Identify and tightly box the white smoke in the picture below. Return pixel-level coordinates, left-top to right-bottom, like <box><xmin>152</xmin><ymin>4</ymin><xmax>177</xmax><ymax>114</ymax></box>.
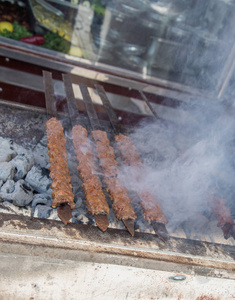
<box><xmin>118</xmin><ymin>99</ymin><xmax>235</xmax><ymax>230</ymax></box>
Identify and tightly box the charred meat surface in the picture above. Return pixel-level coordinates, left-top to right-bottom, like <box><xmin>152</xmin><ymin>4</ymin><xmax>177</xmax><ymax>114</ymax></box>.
<box><xmin>46</xmin><ymin>117</ymin><xmax>75</xmax><ymax>209</ymax></box>
<box><xmin>115</xmin><ymin>133</ymin><xmax>167</xmax><ymax>225</ymax></box>
<box><xmin>92</xmin><ymin>130</ymin><xmax>136</xmax><ymax>221</ymax></box>
<box><xmin>115</xmin><ymin>133</ymin><xmax>142</xmax><ymax>166</ymax></box>
<box><xmin>139</xmin><ymin>192</ymin><xmax>168</xmax><ymax>225</ymax></box>
<box><xmin>212</xmin><ymin>196</ymin><xmax>235</xmax><ymax>239</ymax></box>
<box><xmin>72</xmin><ymin>125</ymin><xmax>110</xmax><ymax>218</ymax></box>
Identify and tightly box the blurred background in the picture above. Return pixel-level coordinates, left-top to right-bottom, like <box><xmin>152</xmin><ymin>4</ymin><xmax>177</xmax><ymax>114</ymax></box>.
<box><xmin>1</xmin><ymin>0</ymin><xmax>235</xmax><ymax>95</ymax></box>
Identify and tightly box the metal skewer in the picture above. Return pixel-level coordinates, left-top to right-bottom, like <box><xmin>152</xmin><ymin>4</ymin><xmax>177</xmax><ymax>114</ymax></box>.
<box><xmin>139</xmin><ymin>90</ymin><xmax>160</xmax><ymax>119</ymax></box>
<box><xmin>97</xmin><ymin>85</ymin><xmax>169</xmax><ymax>242</ymax></box>
<box><xmin>95</xmin><ymin>84</ymin><xmax>121</xmax><ymax>133</ymax></box>
<box><xmin>79</xmin><ymin>82</ymin><xmax>135</xmax><ymax>236</ymax></box>
<box><xmin>151</xmin><ymin>221</ymin><xmax>169</xmax><ymax>242</ymax></box>
<box><xmin>62</xmin><ymin>74</ymin><xmax>109</xmax><ymax>232</ymax></box>
<box><xmin>43</xmin><ymin>70</ymin><xmax>72</xmax><ymax>225</ymax></box>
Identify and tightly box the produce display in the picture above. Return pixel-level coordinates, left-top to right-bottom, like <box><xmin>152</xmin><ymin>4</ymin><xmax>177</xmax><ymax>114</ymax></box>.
<box><xmin>0</xmin><ymin>21</ymin><xmax>31</xmax><ymax>40</ymax></box>
<box><xmin>32</xmin><ymin>1</ymin><xmax>73</xmax><ymax>42</ymax></box>
<box><xmin>0</xmin><ymin>0</ymin><xmax>79</xmax><ymax>55</ymax></box>
<box><xmin>0</xmin><ymin>1</ymin><xmax>30</xmax><ymax>29</ymax></box>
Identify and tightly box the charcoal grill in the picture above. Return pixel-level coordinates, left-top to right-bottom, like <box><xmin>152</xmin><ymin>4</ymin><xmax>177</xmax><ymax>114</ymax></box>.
<box><xmin>0</xmin><ymin>57</ymin><xmax>234</xmax><ymax>299</ymax></box>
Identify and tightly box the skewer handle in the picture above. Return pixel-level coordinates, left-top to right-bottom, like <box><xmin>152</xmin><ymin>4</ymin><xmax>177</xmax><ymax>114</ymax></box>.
<box><xmin>43</xmin><ymin>71</ymin><xmax>57</xmax><ymax>118</ymax></box>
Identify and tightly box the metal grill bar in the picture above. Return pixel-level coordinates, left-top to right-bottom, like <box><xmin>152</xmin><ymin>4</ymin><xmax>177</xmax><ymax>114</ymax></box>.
<box><xmin>79</xmin><ymin>83</ymin><xmax>101</xmax><ymax>130</ymax></box>
<box><xmin>139</xmin><ymin>90</ymin><xmax>160</xmax><ymax>119</ymax></box>
<box><xmin>62</xmin><ymin>74</ymin><xmax>80</xmax><ymax>127</ymax></box>
<box><xmin>95</xmin><ymin>84</ymin><xmax>120</xmax><ymax>132</ymax></box>
<box><xmin>43</xmin><ymin>71</ymin><xmax>57</xmax><ymax>118</ymax></box>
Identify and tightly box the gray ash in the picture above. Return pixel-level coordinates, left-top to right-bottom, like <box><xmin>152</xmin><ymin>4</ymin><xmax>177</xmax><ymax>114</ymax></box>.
<box><xmin>0</xmin><ymin>104</ymin><xmax>46</xmax><ymax>148</ymax></box>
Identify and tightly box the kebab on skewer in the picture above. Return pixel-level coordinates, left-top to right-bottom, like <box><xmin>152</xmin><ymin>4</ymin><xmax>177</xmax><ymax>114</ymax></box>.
<box><xmin>92</xmin><ymin>130</ymin><xmax>137</xmax><ymax>236</ymax></box>
<box><xmin>46</xmin><ymin>117</ymin><xmax>75</xmax><ymax>224</ymax></box>
<box><xmin>115</xmin><ymin>133</ymin><xmax>169</xmax><ymax>241</ymax></box>
<box><xmin>212</xmin><ymin>196</ymin><xmax>235</xmax><ymax>240</ymax></box>
<box><xmin>71</xmin><ymin>80</ymin><xmax>136</xmax><ymax>235</ymax></box>
<box><xmin>72</xmin><ymin>124</ymin><xmax>110</xmax><ymax>232</ymax></box>
<box><xmin>62</xmin><ymin>74</ymin><xmax>111</xmax><ymax>232</ymax></box>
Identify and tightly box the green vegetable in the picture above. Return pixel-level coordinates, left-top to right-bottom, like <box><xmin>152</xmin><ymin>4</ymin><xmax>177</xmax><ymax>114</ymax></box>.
<box><xmin>0</xmin><ymin>22</ymin><xmax>32</xmax><ymax>40</ymax></box>
<box><xmin>92</xmin><ymin>0</ymin><xmax>105</xmax><ymax>16</ymax></box>
<box><xmin>42</xmin><ymin>31</ymin><xmax>70</xmax><ymax>53</ymax></box>
<box><xmin>0</xmin><ymin>21</ymin><xmax>70</xmax><ymax>54</ymax></box>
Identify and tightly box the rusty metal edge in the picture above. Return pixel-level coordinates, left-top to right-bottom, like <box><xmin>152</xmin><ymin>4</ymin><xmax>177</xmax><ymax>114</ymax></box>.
<box><xmin>0</xmin><ymin>213</ymin><xmax>234</xmax><ymax>275</ymax></box>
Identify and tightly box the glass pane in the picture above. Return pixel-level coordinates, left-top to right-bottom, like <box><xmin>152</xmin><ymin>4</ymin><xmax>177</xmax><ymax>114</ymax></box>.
<box><xmin>0</xmin><ymin>0</ymin><xmax>235</xmax><ymax>91</ymax></box>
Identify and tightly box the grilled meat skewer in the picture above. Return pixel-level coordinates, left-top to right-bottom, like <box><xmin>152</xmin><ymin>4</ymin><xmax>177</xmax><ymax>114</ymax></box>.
<box><xmin>212</xmin><ymin>196</ymin><xmax>235</xmax><ymax>240</ymax></box>
<box><xmin>92</xmin><ymin>130</ymin><xmax>137</xmax><ymax>236</ymax></box>
<box><xmin>72</xmin><ymin>125</ymin><xmax>110</xmax><ymax>231</ymax></box>
<box><xmin>115</xmin><ymin>133</ymin><xmax>168</xmax><ymax>241</ymax></box>
<box><xmin>46</xmin><ymin>117</ymin><xmax>75</xmax><ymax>224</ymax></box>
<box><xmin>43</xmin><ymin>71</ymin><xmax>73</xmax><ymax>225</ymax></box>
<box><xmin>62</xmin><ymin>74</ymin><xmax>110</xmax><ymax>232</ymax></box>
<box><xmin>76</xmin><ymin>81</ymin><xmax>136</xmax><ymax>235</ymax></box>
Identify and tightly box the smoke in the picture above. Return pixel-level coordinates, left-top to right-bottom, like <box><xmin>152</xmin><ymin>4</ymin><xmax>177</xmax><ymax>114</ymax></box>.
<box><xmin>118</xmin><ymin>98</ymin><xmax>235</xmax><ymax>231</ymax></box>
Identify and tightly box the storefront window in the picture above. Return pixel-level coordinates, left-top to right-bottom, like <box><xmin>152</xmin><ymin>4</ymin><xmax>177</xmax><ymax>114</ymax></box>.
<box><xmin>0</xmin><ymin>0</ymin><xmax>235</xmax><ymax>91</ymax></box>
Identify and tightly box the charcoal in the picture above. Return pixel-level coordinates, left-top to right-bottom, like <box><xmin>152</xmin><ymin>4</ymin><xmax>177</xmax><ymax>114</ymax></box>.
<box><xmin>71</xmin><ymin>208</ymin><xmax>80</xmax><ymax>218</ymax></box>
<box><xmin>0</xmin><ymin>137</ymin><xmax>16</xmax><ymax>162</ymax></box>
<box><xmin>0</xmin><ymin>179</ymin><xmax>33</xmax><ymax>206</ymax></box>
<box><xmin>31</xmin><ymin>194</ymin><xmax>51</xmax><ymax>207</ymax></box>
<box><xmin>1</xmin><ymin>180</ymin><xmax>15</xmax><ymax>194</ymax></box>
<box><xmin>31</xmin><ymin>194</ymin><xmax>51</xmax><ymax>217</ymax></box>
<box><xmin>0</xmin><ymin>162</ymin><xmax>15</xmax><ymax>181</ymax></box>
<box><xmin>71</xmin><ymin>174</ymin><xmax>82</xmax><ymax>195</ymax></box>
<box><xmin>39</xmin><ymin>135</ymin><xmax>48</xmax><ymax>147</ymax></box>
<box><xmin>34</xmin><ymin>204</ymin><xmax>52</xmax><ymax>219</ymax></box>
<box><xmin>41</xmin><ymin>168</ymin><xmax>50</xmax><ymax>177</ymax></box>
<box><xmin>25</xmin><ymin>166</ymin><xmax>52</xmax><ymax>195</ymax></box>
<box><xmin>11</xmin><ymin>153</ymin><xmax>34</xmax><ymax>180</ymax></box>
<box><xmin>47</xmin><ymin>208</ymin><xmax>59</xmax><ymax>221</ymax></box>
<box><xmin>72</xmin><ymin>206</ymin><xmax>88</xmax><ymax>223</ymax></box>
<box><xmin>33</xmin><ymin>141</ymin><xmax>49</xmax><ymax>168</ymax></box>
<box><xmin>74</xmin><ymin>213</ymin><xmax>90</xmax><ymax>225</ymax></box>
<box><xmin>12</xmin><ymin>144</ymin><xmax>31</xmax><ymax>156</ymax></box>
<box><xmin>74</xmin><ymin>196</ymin><xmax>83</xmax><ymax>208</ymax></box>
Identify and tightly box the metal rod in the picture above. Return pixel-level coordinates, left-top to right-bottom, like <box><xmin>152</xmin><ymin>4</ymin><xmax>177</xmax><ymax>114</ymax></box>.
<box><xmin>94</xmin><ymin>215</ymin><xmax>109</xmax><ymax>232</ymax></box>
<box><xmin>79</xmin><ymin>83</ymin><xmax>101</xmax><ymax>130</ymax></box>
<box><xmin>139</xmin><ymin>90</ymin><xmax>160</xmax><ymax>119</ymax></box>
<box><xmin>95</xmin><ymin>84</ymin><xmax>120</xmax><ymax>132</ymax></box>
<box><xmin>151</xmin><ymin>221</ymin><xmax>169</xmax><ymax>242</ymax></box>
<box><xmin>42</xmin><ymin>71</ymin><xmax>57</xmax><ymax>118</ymax></box>
<box><xmin>62</xmin><ymin>74</ymin><xmax>80</xmax><ymax>127</ymax></box>
<box><xmin>122</xmin><ymin>219</ymin><xmax>135</xmax><ymax>237</ymax></box>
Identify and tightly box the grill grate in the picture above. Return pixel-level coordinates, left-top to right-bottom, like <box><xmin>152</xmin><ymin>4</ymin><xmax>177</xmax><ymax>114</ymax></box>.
<box><xmin>42</xmin><ymin>71</ymin><xmax>235</xmax><ymax>243</ymax></box>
